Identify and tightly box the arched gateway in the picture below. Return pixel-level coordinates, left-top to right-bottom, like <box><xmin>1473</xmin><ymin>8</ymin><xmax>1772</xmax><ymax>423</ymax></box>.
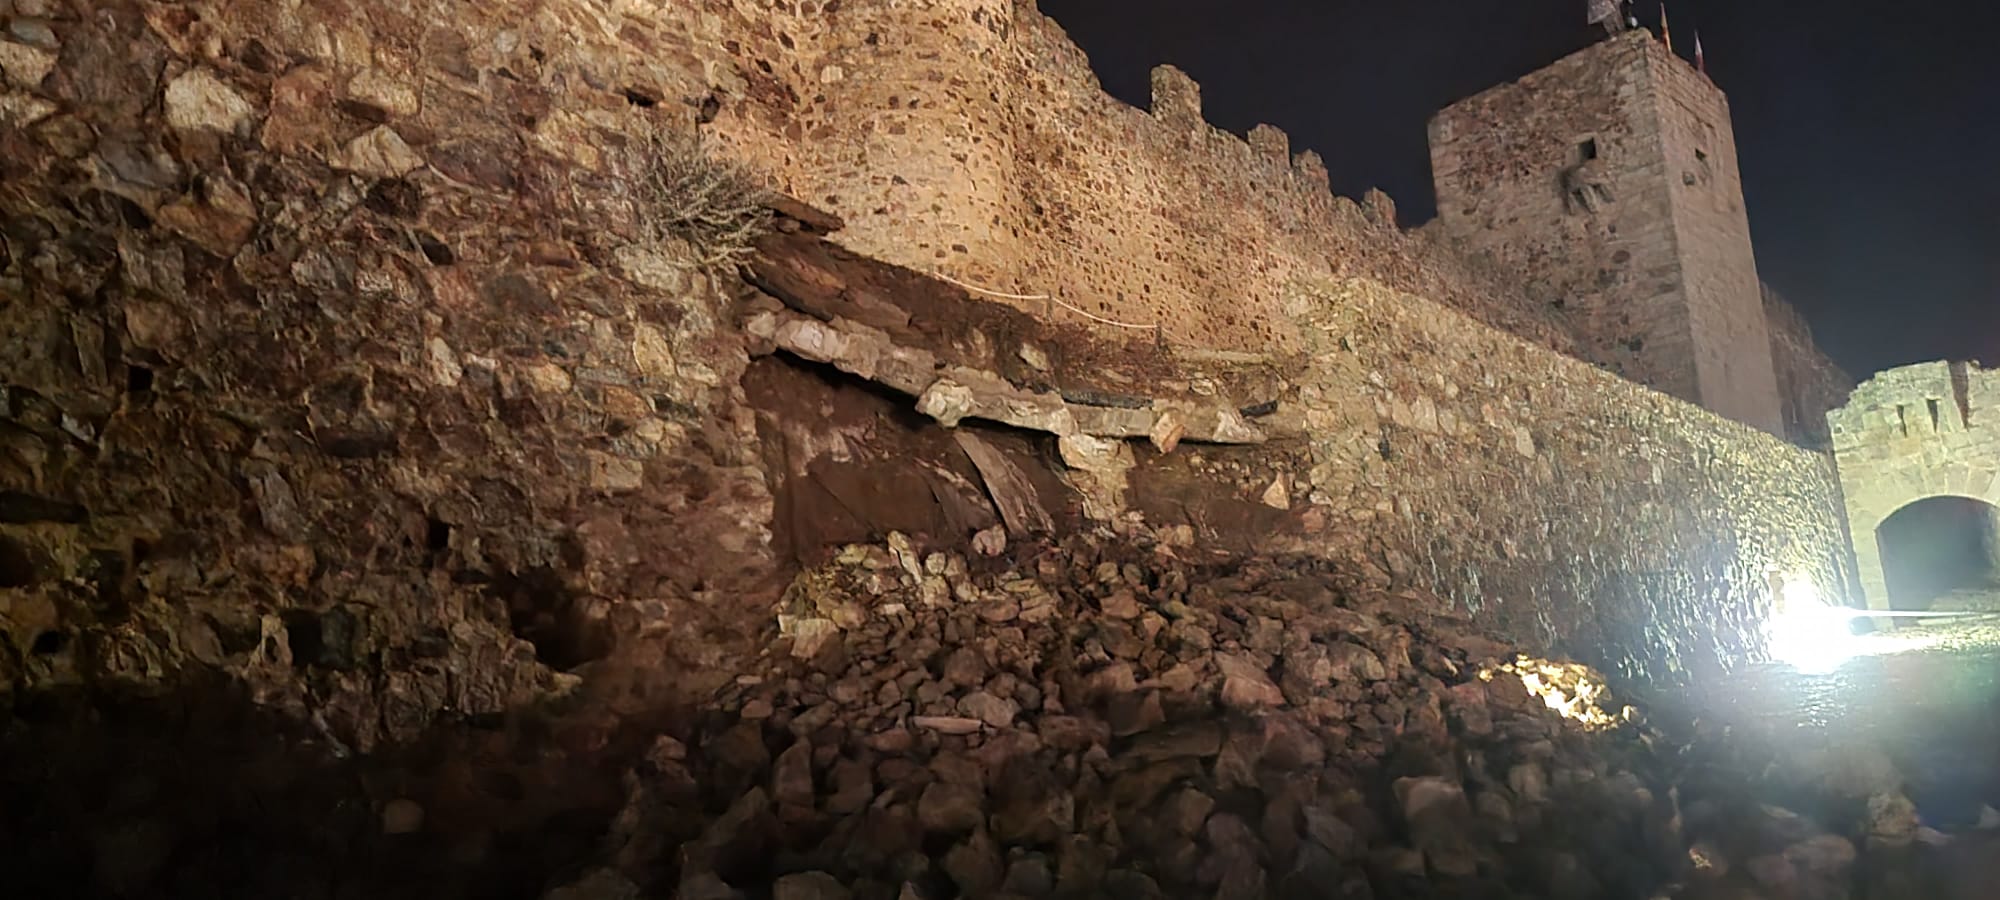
<box><xmin>1827</xmin><ymin>362</ymin><xmax>2000</xmax><ymax>610</ymax></box>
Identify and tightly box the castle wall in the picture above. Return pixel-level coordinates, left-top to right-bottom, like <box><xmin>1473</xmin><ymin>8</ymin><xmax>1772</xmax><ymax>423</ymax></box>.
<box><xmin>1264</xmin><ymin>278</ymin><xmax>1852</xmax><ymax>682</ymax></box>
<box><xmin>663</xmin><ymin>0</ymin><xmax>1580</xmax><ymax>355</ymax></box>
<box><xmin>993</xmin><ymin>24</ymin><xmax>1567</xmax><ymax>355</ymax></box>
<box><xmin>1829</xmin><ymin>362</ymin><xmax>2000</xmax><ymax>608</ymax></box>
<box><xmin>1764</xmin><ymin>284</ymin><xmax>1855</xmax><ymax>447</ymax></box>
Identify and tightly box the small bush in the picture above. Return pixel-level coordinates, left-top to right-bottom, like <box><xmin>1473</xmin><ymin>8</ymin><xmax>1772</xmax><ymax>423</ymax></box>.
<box><xmin>632</xmin><ymin>121</ymin><xmax>772</xmax><ymax>269</ymax></box>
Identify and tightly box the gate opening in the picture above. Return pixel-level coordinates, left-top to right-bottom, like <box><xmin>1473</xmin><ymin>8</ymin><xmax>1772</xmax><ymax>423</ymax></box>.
<box><xmin>1876</xmin><ymin>496</ymin><xmax>2000</xmax><ymax>612</ymax></box>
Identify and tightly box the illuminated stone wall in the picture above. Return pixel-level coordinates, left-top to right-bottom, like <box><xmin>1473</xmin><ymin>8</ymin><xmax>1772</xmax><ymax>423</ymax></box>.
<box><xmin>0</xmin><ymin>0</ymin><xmax>1857</xmax><ymax>694</ymax></box>
<box><xmin>646</xmin><ymin>2</ymin><xmax>1846</xmax><ymax>438</ymax></box>
<box><xmin>1145</xmin><ymin>277</ymin><xmax>1855</xmax><ymax>683</ymax></box>
<box><xmin>1828</xmin><ymin>362</ymin><xmax>2000</xmax><ymax>609</ymax></box>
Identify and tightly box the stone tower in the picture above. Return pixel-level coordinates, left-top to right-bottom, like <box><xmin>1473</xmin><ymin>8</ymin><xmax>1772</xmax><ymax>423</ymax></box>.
<box><xmin>1428</xmin><ymin>31</ymin><xmax>1784</xmax><ymax>435</ymax></box>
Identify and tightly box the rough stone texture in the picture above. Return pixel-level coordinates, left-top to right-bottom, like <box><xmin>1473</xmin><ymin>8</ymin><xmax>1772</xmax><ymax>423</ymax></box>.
<box><xmin>648</xmin><ymin>0</ymin><xmax>1577</xmax><ymax>356</ymax></box>
<box><xmin>0</xmin><ymin>0</ymin><xmax>788</xmax><ymax>741</ymax></box>
<box><xmin>1765</xmin><ymin>283</ymin><xmax>1855</xmax><ymax>448</ymax></box>
<box><xmin>1430</xmin><ymin>31</ymin><xmax>1785</xmax><ymax>436</ymax></box>
<box><xmin>1828</xmin><ymin>361</ymin><xmax>2000</xmax><ymax>610</ymax></box>
<box><xmin>0</xmin><ymin>0</ymin><xmax>1854</xmax><ymax>710</ymax></box>
<box><xmin>543</xmin><ymin>536</ymin><xmax>1955</xmax><ymax>900</ymax></box>
<box><xmin>1180</xmin><ymin>276</ymin><xmax>1853</xmax><ymax>683</ymax></box>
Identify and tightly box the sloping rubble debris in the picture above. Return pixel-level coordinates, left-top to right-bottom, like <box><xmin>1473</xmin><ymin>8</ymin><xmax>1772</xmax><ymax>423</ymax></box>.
<box><xmin>543</xmin><ymin>534</ymin><xmax>1716</xmax><ymax>899</ymax></box>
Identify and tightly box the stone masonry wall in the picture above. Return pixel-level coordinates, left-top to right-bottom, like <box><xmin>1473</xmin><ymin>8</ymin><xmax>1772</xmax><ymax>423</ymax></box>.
<box><xmin>1430</xmin><ymin>32</ymin><xmax>1783</xmax><ymax>436</ymax></box>
<box><xmin>1265</xmin><ymin>277</ymin><xmax>1851</xmax><ymax>683</ymax></box>
<box><xmin>0</xmin><ymin>0</ymin><xmax>1856</xmax><ymax>711</ymax></box>
<box><xmin>1829</xmin><ymin>362</ymin><xmax>2000</xmax><ymax>609</ymax></box>
<box><xmin>1765</xmin><ymin>283</ymin><xmax>1855</xmax><ymax>447</ymax></box>
<box><xmin>647</xmin><ymin>0</ymin><xmax>1578</xmax><ymax>357</ymax></box>
<box><xmin>0</xmin><ymin>0</ymin><xmax>787</xmax><ymax>742</ymax></box>
<box><xmin>654</xmin><ymin>2</ymin><xmax>1830</xmax><ymax>441</ymax></box>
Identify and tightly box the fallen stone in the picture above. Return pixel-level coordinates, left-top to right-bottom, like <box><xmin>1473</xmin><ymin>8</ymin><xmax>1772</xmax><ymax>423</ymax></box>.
<box><xmin>942</xmin><ymin>829</ymin><xmax>1003</xmax><ymax>895</ymax></box>
<box><xmin>970</xmin><ymin>525</ymin><xmax>1007</xmax><ymax>557</ymax></box>
<box><xmin>1216</xmin><ymin>652</ymin><xmax>1285</xmax><ymax>710</ymax></box>
<box><xmin>773</xmin><ymin>739</ymin><xmax>816</xmax><ymax>809</ymax></box>
<box><xmin>381</xmin><ymin>798</ymin><xmax>424</xmax><ymax>835</ymax></box>
<box><xmin>772</xmin><ymin>872</ymin><xmax>850</xmax><ymax>900</ymax></box>
<box><xmin>912</xmin><ymin>716</ymin><xmax>984</xmax><ymax>735</ymax></box>
<box><xmin>164</xmin><ymin>67</ymin><xmax>256</xmax><ymax>133</ymax></box>
<box><xmin>1098</xmin><ymin>589</ymin><xmax>1142</xmax><ymax>620</ymax></box>
<box><xmin>917</xmin><ymin>782</ymin><xmax>986</xmax><ymax>835</ymax></box>
<box><xmin>958</xmin><ymin>692</ymin><xmax>1019</xmax><ymax>729</ymax></box>
<box><xmin>332</xmin><ymin>125</ymin><xmax>426</xmax><ymax>178</ymax></box>
<box><xmin>1161</xmin><ymin>787</ymin><xmax>1216</xmax><ymax>838</ymax></box>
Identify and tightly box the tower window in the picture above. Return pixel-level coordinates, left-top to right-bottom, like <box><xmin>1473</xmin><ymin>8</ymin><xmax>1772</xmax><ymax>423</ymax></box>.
<box><xmin>1578</xmin><ymin>138</ymin><xmax>1600</xmax><ymax>161</ymax></box>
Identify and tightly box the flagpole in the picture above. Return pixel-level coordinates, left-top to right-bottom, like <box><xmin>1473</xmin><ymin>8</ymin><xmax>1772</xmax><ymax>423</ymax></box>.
<box><xmin>1660</xmin><ymin>2</ymin><xmax>1674</xmax><ymax>54</ymax></box>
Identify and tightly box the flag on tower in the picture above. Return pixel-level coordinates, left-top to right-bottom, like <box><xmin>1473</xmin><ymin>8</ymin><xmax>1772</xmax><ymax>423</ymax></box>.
<box><xmin>1588</xmin><ymin>0</ymin><xmax>1620</xmax><ymax>26</ymax></box>
<box><xmin>1660</xmin><ymin>2</ymin><xmax>1674</xmax><ymax>53</ymax></box>
<box><xmin>1695</xmin><ymin>31</ymin><xmax>1707</xmax><ymax>73</ymax></box>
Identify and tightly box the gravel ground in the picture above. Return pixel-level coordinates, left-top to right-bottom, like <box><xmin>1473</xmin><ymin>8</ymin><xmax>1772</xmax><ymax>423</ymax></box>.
<box><xmin>1680</xmin><ymin>588</ymin><xmax>2000</xmax><ymax>832</ymax></box>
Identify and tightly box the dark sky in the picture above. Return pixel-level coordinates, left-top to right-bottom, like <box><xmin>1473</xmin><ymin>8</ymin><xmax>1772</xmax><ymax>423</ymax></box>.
<box><xmin>1038</xmin><ymin>0</ymin><xmax>2000</xmax><ymax>378</ymax></box>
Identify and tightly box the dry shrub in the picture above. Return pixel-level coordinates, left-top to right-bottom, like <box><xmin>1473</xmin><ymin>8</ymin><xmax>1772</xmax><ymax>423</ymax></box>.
<box><xmin>631</xmin><ymin>120</ymin><xmax>772</xmax><ymax>268</ymax></box>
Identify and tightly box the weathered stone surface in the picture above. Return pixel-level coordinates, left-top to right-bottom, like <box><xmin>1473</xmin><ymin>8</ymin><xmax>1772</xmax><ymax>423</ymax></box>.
<box><xmin>917</xmin><ymin>782</ymin><xmax>986</xmax><ymax>836</ymax></box>
<box><xmin>162</xmin><ymin>67</ymin><xmax>254</xmax><ymax>133</ymax></box>
<box><xmin>0</xmin><ymin>5</ymin><xmax>1902</xmax><ymax>900</ymax></box>
<box><xmin>1829</xmin><ymin>362</ymin><xmax>2000</xmax><ymax>611</ymax></box>
<box><xmin>773</xmin><ymin>871</ymin><xmax>851</xmax><ymax>900</ymax></box>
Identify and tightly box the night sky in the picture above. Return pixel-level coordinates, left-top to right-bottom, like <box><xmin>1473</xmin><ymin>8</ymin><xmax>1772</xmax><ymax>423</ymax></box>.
<box><xmin>1037</xmin><ymin>0</ymin><xmax>2000</xmax><ymax>378</ymax></box>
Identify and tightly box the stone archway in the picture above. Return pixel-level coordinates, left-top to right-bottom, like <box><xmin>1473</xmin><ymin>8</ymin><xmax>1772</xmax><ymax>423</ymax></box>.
<box><xmin>1827</xmin><ymin>362</ymin><xmax>2000</xmax><ymax>610</ymax></box>
<box><xmin>1873</xmin><ymin>495</ymin><xmax>2000</xmax><ymax>611</ymax></box>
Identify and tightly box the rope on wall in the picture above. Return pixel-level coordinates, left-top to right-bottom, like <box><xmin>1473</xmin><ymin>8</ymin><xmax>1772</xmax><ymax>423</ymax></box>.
<box><xmin>931</xmin><ymin>269</ymin><xmax>1164</xmax><ymax>333</ymax></box>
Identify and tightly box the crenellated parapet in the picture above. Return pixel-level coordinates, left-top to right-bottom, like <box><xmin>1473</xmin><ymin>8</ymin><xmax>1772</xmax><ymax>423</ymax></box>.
<box><xmin>661</xmin><ymin>0</ymin><xmax>1573</xmax><ymax>354</ymax></box>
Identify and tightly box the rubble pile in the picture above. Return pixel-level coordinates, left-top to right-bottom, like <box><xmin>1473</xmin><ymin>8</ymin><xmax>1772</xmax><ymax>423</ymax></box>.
<box><xmin>556</xmin><ymin>533</ymin><xmax>1712</xmax><ymax>899</ymax></box>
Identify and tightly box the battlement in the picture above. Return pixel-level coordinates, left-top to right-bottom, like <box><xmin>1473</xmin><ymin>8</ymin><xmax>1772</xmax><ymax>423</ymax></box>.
<box><xmin>1830</xmin><ymin>361</ymin><xmax>1999</xmax><ymax>449</ymax></box>
<box><xmin>649</xmin><ymin>1</ymin><xmax>1836</xmax><ymax>435</ymax></box>
<box><xmin>661</xmin><ymin>0</ymin><xmax>1574</xmax><ymax>355</ymax></box>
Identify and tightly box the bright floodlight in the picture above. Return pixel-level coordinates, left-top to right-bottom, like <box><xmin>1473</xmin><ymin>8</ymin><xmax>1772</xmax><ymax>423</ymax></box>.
<box><xmin>1767</xmin><ymin>576</ymin><xmax>1854</xmax><ymax>674</ymax></box>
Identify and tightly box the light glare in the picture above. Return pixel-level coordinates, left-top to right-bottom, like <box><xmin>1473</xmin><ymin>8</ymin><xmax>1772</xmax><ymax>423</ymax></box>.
<box><xmin>1767</xmin><ymin>575</ymin><xmax>1857</xmax><ymax>673</ymax></box>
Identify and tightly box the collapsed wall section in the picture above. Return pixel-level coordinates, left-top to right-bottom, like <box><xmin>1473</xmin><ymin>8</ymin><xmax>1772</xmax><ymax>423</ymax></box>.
<box><xmin>656</xmin><ymin>0</ymin><xmax>1579</xmax><ymax>356</ymax></box>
